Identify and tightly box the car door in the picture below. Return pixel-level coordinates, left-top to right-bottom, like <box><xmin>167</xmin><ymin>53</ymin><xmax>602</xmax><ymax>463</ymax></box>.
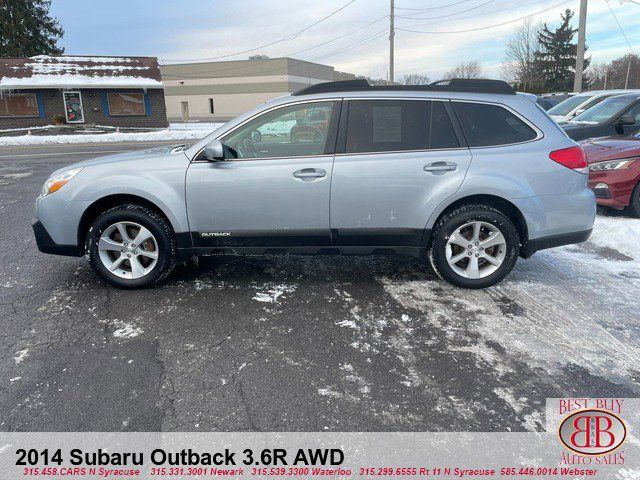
<box><xmin>185</xmin><ymin>100</ymin><xmax>340</xmax><ymax>249</ymax></box>
<box><xmin>330</xmin><ymin>98</ymin><xmax>472</xmax><ymax>248</ymax></box>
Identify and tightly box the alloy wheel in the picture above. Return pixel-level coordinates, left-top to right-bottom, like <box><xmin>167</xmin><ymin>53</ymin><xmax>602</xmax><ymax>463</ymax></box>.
<box><xmin>445</xmin><ymin>221</ymin><xmax>507</xmax><ymax>279</ymax></box>
<box><xmin>98</xmin><ymin>221</ymin><xmax>159</xmax><ymax>279</ymax></box>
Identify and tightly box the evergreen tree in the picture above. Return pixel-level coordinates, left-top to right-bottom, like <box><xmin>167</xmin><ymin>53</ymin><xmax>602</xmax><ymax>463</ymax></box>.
<box><xmin>0</xmin><ymin>0</ymin><xmax>64</xmax><ymax>57</ymax></box>
<box><xmin>534</xmin><ymin>9</ymin><xmax>589</xmax><ymax>91</ymax></box>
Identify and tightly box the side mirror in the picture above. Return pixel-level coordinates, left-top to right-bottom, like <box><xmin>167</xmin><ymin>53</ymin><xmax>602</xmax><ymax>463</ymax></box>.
<box><xmin>202</xmin><ymin>140</ymin><xmax>225</xmax><ymax>161</ymax></box>
<box><xmin>617</xmin><ymin>115</ymin><xmax>636</xmax><ymax>127</ymax></box>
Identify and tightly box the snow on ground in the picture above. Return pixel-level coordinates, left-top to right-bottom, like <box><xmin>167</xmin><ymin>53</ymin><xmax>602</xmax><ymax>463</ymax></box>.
<box><xmin>0</xmin><ymin>123</ymin><xmax>224</xmax><ymax>146</ymax></box>
<box><xmin>589</xmin><ymin>214</ymin><xmax>640</xmax><ymax>259</ymax></box>
<box><xmin>380</xmin><ymin>213</ymin><xmax>640</xmax><ymax>395</ymax></box>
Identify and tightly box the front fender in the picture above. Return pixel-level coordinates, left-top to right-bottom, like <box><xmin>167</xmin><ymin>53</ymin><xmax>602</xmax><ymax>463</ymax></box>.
<box><xmin>60</xmin><ymin>164</ymin><xmax>189</xmax><ymax>234</ymax></box>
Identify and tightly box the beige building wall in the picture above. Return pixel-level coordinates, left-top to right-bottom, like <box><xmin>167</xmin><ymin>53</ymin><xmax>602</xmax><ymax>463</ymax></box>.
<box><xmin>160</xmin><ymin>58</ymin><xmax>356</xmax><ymax>122</ymax></box>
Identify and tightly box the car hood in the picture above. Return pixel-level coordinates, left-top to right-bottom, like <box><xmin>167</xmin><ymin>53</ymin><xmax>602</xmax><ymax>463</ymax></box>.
<box><xmin>53</xmin><ymin>144</ymin><xmax>189</xmax><ymax>173</ymax></box>
<box><xmin>561</xmin><ymin>122</ymin><xmax>592</xmax><ymax>131</ymax></box>
<box><xmin>581</xmin><ymin>136</ymin><xmax>640</xmax><ymax>163</ymax></box>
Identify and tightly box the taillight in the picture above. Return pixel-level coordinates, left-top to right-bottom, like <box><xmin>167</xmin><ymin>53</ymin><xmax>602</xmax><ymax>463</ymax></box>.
<box><xmin>549</xmin><ymin>146</ymin><xmax>588</xmax><ymax>172</ymax></box>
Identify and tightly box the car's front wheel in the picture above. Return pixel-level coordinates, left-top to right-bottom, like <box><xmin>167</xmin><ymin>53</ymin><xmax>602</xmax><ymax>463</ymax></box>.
<box><xmin>87</xmin><ymin>204</ymin><xmax>176</xmax><ymax>288</ymax></box>
<box><xmin>626</xmin><ymin>182</ymin><xmax>640</xmax><ymax>218</ymax></box>
<box><xmin>428</xmin><ymin>205</ymin><xmax>519</xmax><ymax>289</ymax></box>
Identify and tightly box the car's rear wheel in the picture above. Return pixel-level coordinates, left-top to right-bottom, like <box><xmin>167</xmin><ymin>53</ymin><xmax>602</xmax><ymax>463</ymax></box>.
<box><xmin>87</xmin><ymin>204</ymin><xmax>176</xmax><ymax>288</ymax></box>
<box><xmin>428</xmin><ymin>205</ymin><xmax>519</xmax><ymax>288</ymax></box>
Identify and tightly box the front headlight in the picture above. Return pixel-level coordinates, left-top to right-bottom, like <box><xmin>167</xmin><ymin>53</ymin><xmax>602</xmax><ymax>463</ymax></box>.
<box><xmin>41</xmin><ymin>167</ymin><xmax>83</xmax><ymax>197</ymax></box>
<box><xmin>589</xmin><ymin>158</ymin><xmax>637</xmax><ymax>172</ymax></box>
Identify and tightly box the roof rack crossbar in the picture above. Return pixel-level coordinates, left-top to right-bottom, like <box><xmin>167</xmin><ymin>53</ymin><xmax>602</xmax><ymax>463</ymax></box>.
<box><xmin>293</xmin><ymin>78</ymin><xmax>516</xmax><ymax>96</ymax></box>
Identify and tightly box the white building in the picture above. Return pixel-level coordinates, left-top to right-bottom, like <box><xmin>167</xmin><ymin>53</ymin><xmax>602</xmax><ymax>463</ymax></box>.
<box><xmin>160</xmin><ymin>57</ymin><xmax>357</xmax><ymax>122</ymax></box>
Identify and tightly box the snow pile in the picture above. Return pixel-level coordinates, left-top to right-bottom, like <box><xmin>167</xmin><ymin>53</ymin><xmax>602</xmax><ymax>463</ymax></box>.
<box><xmin>589</xmin><ymin>215</ymin><xmax>640</xmax><ymax>260</ymax></box>
<box><xmin>1</xmin><ymin>55</ymin><xmax>163</xmax><ymax>88</ymax></box>
<box><xmin>31</xmin><ymin>55</ymin><xmax>133</xmax><ymax>63</ymax></box>
<box><xmin>0</xmin><ymin>124</ymin><xmax>221</xmax><ymax>146</ymax></box>
<box><xmin>169</xmin><ymin>122</ymin><xmax>224</xmax><ymax>131</ymax></box>
<box><xmin>0</xmin><ymin>74</ymin><xmax>163</xmax><ymax>89</ymax></box>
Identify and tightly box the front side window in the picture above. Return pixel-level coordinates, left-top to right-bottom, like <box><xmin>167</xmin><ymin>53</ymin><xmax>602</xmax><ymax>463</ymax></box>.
<box><xmin>624</xmin><ymin>102</ymin><xmax>640</xmax><ymax>124</ymax></box>
<box><xmin>0</xmin><ymin>93</ymin><xmax>39</xmax><ymax>117</ymax></box>
<box><xmin>222</xmin><ymin>102</ymin><xmax>334</xmax><ymax>159</ymax></box>
<box><xmin>452</xmin><ymin>102</ymin><xmax>537</xmax><ymax>147</ymax></box>
<box><xmin>108</xmin><ymin>93</ymin><xmax>146</xmax><ymax>116</ymax></box>
<box><xmin>345</xmin><ymin>100</ymin><xmax>458</xmax><ymax>154</ymax></box>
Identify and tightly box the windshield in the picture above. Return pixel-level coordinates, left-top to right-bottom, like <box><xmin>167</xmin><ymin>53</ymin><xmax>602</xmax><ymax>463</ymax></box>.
<box><xmin>571</xmin><ymin>95</ymin><xmax>637</xmax><ymax>123</ymax></box>
<box><xmin>548</xmin><ymin>95</ymin><xmax>590</xmax><ymax>115</ymax></box>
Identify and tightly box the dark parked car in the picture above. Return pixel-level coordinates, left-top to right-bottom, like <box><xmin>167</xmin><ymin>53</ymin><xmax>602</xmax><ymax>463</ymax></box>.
<box><xmin>583</xmin><ymin>133</ymin><xmax>640</xmax><ymax>217</ymax></box>
<box><xmin>562</xmin><ymin>93</ymin><xmax>640</xmax><ymax>141</ymax></box>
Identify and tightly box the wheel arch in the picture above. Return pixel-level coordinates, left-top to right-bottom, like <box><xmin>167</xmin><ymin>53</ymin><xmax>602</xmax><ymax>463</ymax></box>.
<box><xmin>77</xmin><ymin>194</ymin><xmax>178</xmax><ymax>252</ymax></box>
<box><xmin>426</xmin><ymin>194</ymin><xmax>529</xmax><ymax>250</ymax></box>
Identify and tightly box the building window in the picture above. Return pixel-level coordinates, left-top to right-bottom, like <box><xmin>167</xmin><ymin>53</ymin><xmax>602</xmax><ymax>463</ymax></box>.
<box><xmin>107</xmin><ymin>92</ymin><xmax>146</xmax><ymax>116</ymax></box>
<box><xmin>0</xmin><ymin>93</ymin><xmax>39</xmax><ymax>117</ymax></box>
<box><xmin>209</xmin><ymin>98</ymin><xmax>214</xmax><ymax>115</ymax></box>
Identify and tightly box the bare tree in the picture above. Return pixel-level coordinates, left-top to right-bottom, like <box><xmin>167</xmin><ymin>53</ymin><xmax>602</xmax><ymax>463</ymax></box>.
<box><xmin>588</xmin><ymin>54</ymin><xmax>639</xmax><ymax>90</ymax></box>
<box><xmin>443</xmin><ymin>60</ymin><xmax>483</xmax><ymax>79</ymax></box>
<box><xmin>399</xmin><ymin>73</ymin><xmax>431</xmax><ymax>85</ymax></box>
<box><xmin>500</xmin><ymin>17</ymin><xmax>543</xmax><ymax>91</ymax></box>
<box><xmin>587</xmin><ymin>62</ymin><xmax>609</xmax><ymax>90</ymax></box>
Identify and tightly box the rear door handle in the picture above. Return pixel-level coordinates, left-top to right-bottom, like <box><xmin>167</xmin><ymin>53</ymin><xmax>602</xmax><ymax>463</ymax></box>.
<box><xmin>424</xmin><ymin>162</ymin><xmax>457</xmax><ymax>174</ymax></box>
<box><xmin>293</xmin><ymin>168</ymin><xmax>326</xmax><ymax>180</ymax></box>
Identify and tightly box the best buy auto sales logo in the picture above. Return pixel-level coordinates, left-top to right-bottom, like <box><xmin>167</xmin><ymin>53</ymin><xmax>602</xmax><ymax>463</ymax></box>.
<box><xmin>559</xmin><ymin>408</ymin><xmax>627</xmax><ymax>456</ymax></box>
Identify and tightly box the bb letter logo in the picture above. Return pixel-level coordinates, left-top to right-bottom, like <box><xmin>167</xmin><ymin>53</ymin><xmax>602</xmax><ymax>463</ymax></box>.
<box><xmin>559</xmin><ymin>408</ymin><xmax>626</xmax><ymax>455</ymax></box>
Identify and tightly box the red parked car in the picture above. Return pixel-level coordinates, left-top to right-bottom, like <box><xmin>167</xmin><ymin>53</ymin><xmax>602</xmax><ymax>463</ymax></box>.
<box><xmin>582</xmin><ymin>133</ymin><xmax>640</xmax><ymax>217</ymax></box>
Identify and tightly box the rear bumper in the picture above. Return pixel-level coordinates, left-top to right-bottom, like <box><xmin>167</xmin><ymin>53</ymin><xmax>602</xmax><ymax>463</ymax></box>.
<box><xmin>520</xmin><ymin>229</ymin><xmax>592</xmax><ymax>258</ymax></box>
<box><xmin>32</xmin><ymin>219</ymin><xmax>82</xmax><ymax>257</ymax></box>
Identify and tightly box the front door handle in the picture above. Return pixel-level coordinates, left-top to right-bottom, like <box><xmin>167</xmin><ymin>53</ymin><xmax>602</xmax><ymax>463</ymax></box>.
<box><xmin>293</xmin><ymin>168</ymin><xmax>326</xmax><ymax>180</ymax></box>
<box><xmin>424</xmin><ymin>162</ymin><xmax>457</xmax><ymax>174</ymax></box>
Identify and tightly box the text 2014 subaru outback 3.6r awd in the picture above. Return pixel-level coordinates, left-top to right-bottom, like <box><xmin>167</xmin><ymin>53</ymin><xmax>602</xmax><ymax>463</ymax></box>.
<box><xmin>33</xmin><ymin>79</ymin><xmax>595</xmax><ymax>289</ymax></box>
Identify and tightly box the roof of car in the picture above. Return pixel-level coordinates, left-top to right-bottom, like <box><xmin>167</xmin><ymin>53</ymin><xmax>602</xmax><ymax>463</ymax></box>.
<box><xmin>293</xmin><ymin>78</ymin><xmax>516</xmax><ymax>96</ymax></box>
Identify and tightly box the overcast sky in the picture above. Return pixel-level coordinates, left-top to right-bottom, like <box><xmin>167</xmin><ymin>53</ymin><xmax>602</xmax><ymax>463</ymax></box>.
<box><xmin>50</xmin><ymin>0</ymin><xmax>639</xmax><ymax>80</ymax></box>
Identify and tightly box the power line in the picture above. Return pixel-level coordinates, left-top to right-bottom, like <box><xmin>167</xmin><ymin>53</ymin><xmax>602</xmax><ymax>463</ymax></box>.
<box><xmin>396</xmin><ymin>0</ymin><xmax>571</xmax><ymax>34</ymax></box>
<box><xmin>314</xmin><ymin>29</ymin><xmax>389</xmax><ymax>61</ymax></box>
<box><xmin>395</xmin><ymin>0</ymin><xmax>495</xmax><ymax>21</ymax></box>
<box><xmin>161</xmin><ymin>16</ymin><xmax>389</xmax><ymax>79</ymax></box>
<box><xmin>394</xmin><ymin>0</ymin><xmax>475</xmax><ymax>11</ymax></box>
<box><xmin>288</xmin><ymin>15</ymin><xmax>388</xmax><ymax>57</ymax></box>
<box><xmin>398</xmin><ymin>0</ymin><xmax>551</xmax><ymax>27</ymax></box>
<box><xmin>161</xmin><ymin>0</ymin><xmax>357</xmax><ymax>63</ymax></box>
<box><xmin>605</xmin><ymin>0</ymin><xmax>635</xmax><ymax>54</ymax></box>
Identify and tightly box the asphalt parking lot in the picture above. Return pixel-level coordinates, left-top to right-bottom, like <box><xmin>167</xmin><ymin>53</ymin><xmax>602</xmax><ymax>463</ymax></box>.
<box><xmin>1</xmin><ymin>141</ymin><xmax>639</xmax><ymax>432</ymax></box>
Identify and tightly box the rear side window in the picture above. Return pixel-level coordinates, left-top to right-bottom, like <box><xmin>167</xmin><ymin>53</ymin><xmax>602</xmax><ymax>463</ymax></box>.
<box><xmin>452</xmin><ymin>102</ymin><xmax>537</xmax><ymax>147</ymax></box>
<box><xmin>345</xmin><ymin>100</ymin><xmax>459</xmax><ymax>154</ymax></box>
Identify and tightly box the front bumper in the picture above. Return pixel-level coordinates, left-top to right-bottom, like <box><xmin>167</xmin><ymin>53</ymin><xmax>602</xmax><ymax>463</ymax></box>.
<box><xmin>32</xmin><ymin>219</ymin><xmax>82</xmax><ymax>257</ymax></box>
<box><xmin>588</xmin><ymin>168</ymin><xmax>640</xmax><ymax>209</ymax></box>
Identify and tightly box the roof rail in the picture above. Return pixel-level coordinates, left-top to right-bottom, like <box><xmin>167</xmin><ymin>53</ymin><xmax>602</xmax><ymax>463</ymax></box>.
<box><xmin>293</xmin><ymin>78</ymin><xmax>516</xmax><ymax>96</ymax></box>
<box><xmin>292</xmin><ymin>79</ymin><xmax>370</xmax><ymax>96</ymax></box>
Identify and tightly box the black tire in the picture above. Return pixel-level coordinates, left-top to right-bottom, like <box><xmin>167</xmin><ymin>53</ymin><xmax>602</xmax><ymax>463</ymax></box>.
<box><xmin>87</xmin><ymin>204</ymin><xmax>176</xmax><ymax>288</ymax></box>
<box><xmin>428</xmin><ymin>204</ymin><xmax>520</xmax><ymax>289</ymax></box>
<box><xmin>625</xmin><ymin>182</ymin><xmax>640</xmax><ymax>218</ymax></box>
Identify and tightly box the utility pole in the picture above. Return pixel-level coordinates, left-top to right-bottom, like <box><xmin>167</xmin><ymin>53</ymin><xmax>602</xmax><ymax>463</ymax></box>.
<box><xmin>625</xmin><ymin>57</ymin><xmax>631</xmax><ymax>88</ymax></box>
<box><xmin>389</xmin><ymin>0</ymin><xmax>395</xmax><ymax>84</ymax></box>
<box><xmin>573</xmin><ymin>0</ymin><xmax>588</xmax><ymax>92</ymax></box>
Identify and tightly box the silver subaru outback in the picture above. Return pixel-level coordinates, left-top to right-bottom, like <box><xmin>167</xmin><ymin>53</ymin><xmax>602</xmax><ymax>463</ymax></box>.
<box><xmin>33</xmin><ymin>79</ymin><xmax>595</xmax><ymax>289</ymax></box>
